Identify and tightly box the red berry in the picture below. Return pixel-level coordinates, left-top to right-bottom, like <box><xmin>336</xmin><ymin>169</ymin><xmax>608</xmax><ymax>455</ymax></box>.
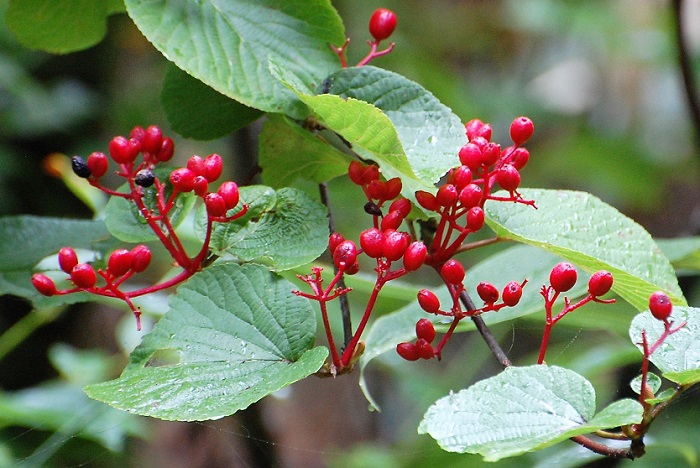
<box><xmin>477</xmin><ymin>282</ymin><xmax>499</xmax><ymax>303</ymax></box>
<box><xmin>141</xmin><ymin>125</ymin><xmax>163</xmax><ymax>154</ymax></box>
<box><xmin>205</xmin><ymin>193</ymin><xmax>228</xmax><ymax>217</ymax></box>
<box><xmin>403</xmin><ymin>241</ymin><xmax>427</xmax><ymax>271</ymax></box>
<box><xmin>459</xmin><ymin>143</ymin><xmax>483</xmax><ymax>171</ymax></box>
<box><xmin>367</xmin><ymin>179</ymin><xmax>387</xmax><ymax>200</ymax></box>
<box><xmin>416</xmin><ymin>338</ymin><xmax>435</xmax><ymax>359</ymax></box>
<box><xmin>497</xmin><ymin>164</ymin><xmax>521</xmax><ymax>192</ymax></box>
<box><xmin>202</xmin><ymin>154</ymin><xmax>223</xmax><ymax>182</ymax></box>
<box><xmin>415</xmin><ymin>191</ymin><xmax>439</xmax><ymax>211</ymax></box>
<box><xmin>58</xmin><ymin>247</ymin><xmax>79</xmax><ymax>274</ymax></box>
<box><xmin>109</xmin><ymin>136</ymin><xmax>140</xmax><ymax>164</ymax></box>
<box><xmin>187</xmin><ymin>155</ymin><xmax>205</xmax><ymax>176</ymax></box>
<box><xmin>384</xmin><ymin>178</ymin><xmax>402</xmax><ymax>200</ymax></box>
<box><xmin>348</xmin><ymin>161</ymin><xmax>365</xmax><ymax>185</ymax></box>
<box><xmin>436</xmin><ymin>184</ymin><xmax>458</xmax><ymax>207</ymax></box>
<box><xmin>192</xmin><ymin>176</ymin><xmax>209</xmax><ymax>197</ymax></box>
<box><xmin>389</xmin><ymin>198</ymin><xmax>411</xmax><ymax>217</ymax></box>
<box><xmin>328</xmin><ymin>232</ymin><xmax>345</xmax><ymax>254</ymax></box>
<box><xmin>510</xmin><ymin>147</ymin><xmax>530</xmax><ymax>170</ymax></box>
<box><xmin>71</xmin><ymin>156</ymin><xmax>91</xmax><ymax>178</ymax></box>
<box><xmin>481</xmin><ymin>143</ymin><xmax>501</xmax><ymax>166</ymax></box>
<box><xmin>452</xmin><ymin>166</ymin><xmax>472</xmax><ymax>190</ymax></box>
<box><xmin>130</xmin><ymin>126</ymin><xmax>146</xmax><ymax>141</ymax></box>
<box><xmin>649</xmin><ymin>291</ymin><xmax>673</xmax><ymax>321</ymax></box>
<box><xmin>369</xmin><ymin>8</ymin><xmax>397</xmax><ymax>42</ymax></box>
<box><xmin>382</xmin><ymin>230</ymin><xmax>410</xmax><ymax>261</ymax></box>
<box><xmin>108</xmin><ymin>248</ymin><xmax>133</xmax><ymax>277</ymax></box>
<box><xmin>71</xmin><ymin>263</ymin><xmax>97</xmax><ymax>289</ymax></box>
<box><xmin>415</xmin><ymin>318</ymin><xmax>436</xmax><ymax>343</ymax></box>
<box><xmin>361</xmin><ymin>165</ymin><xmax>380</xmax><ymax>184</ymax></box>
<box><xmin>218</xmin><ymin>181</ymin><xmax>240</xmax><ymax>209</ymax></box>
<box><xmin>360</xmin><ymin>228</ymin><xmax>384</xmax><ymax>258</ymax></box>
<box><xmin>465</xmin><ymin>119</ymin><xmax>486</xmax><ymax>141</ymax></box>
<box><xmin>32</xmin><ymin>273</ymin><xmax>57</xmax><ymax>296</ymax></box>
<box><xmin>417</xmin><ymin>289</ymin><xmax>441</xmax><ymax>314</ymax></box>
<box><xmin>130</xmin><ymin>245</ymin><xmax>151</xmax><ymax>273</ymax></box>
<box><xmin>381</xmin><ymin>210</ymin><xmax>404</xmax><ymax>231</ymax></box>
<box><xmin>459</xmin><ymin>184</ymin><xmax>482</xmax><ymax>208</ymax></box>
<box><xmin>588</xmin><ymin>270</ymin><xmax>613</xmax><ymax>297</ymax></box>
<box><xmin>345</xmin><ymin>261</ymin><xmax>360</xmax><ymax>275</ymax></box>
<box><xmin>510</xmin><ymin>116</ymin><xmax>534</xmax><ymax>146</ymax></box>
<box><xmin>156</xmin><ymin>137</ymin><xmax>175</xmax><ymax>162</ymax></box>
<box><xmin>170</xmin><ymin>167</ymin><xmax>196</xmax><ymax>192</ymax></box>
<box><xmin>474</xmin><ymin>123</ymin><xmax>492</xmax><ymax>141</ymax></box>
<box><xmin>470</xmin><ymin>136</ymin><xmax>489</xmax><ymax>150</ymax></box>
<box><xmin>466</xmin><ymin>206</ymin><xmax>485</xmax><ymax>231</ymax></box>
<box><xmin>333</xmin><ymin>240</ymin><xmax>358</xmax><ymax>268</ymax></box>
<box><xmin>441</xmin><ymin>259</ymin><xmax>465</xmax><ymax>285</ymax></box>
<box><xmin>502</xmin><ymin>281</ymin><xmax>523</xmax><ymax>306</ymax></box>
<box><xmin>550</xmin><ymin>262</ymin><xmax>577</xmax><ymax>293</ymax></box>
<box><xmin>87</xmin><ymin>152</ymin><xmax>109</xmax><ymax>178</ymax></box>
<box><xmin>396</xmin><ymin>342</ymin><xmax>420</xmax><ymax>361</ymax></box>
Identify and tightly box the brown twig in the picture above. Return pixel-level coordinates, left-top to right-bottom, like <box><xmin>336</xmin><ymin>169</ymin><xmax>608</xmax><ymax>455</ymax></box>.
<box><xmin>672</xmin><ymin>0</ymin><xmax>700</xmax><ymax>150</ymax></box>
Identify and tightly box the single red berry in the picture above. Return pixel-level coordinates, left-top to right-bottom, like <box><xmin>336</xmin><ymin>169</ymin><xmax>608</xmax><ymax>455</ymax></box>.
<box><xmin>205</xmin><ymin>192</ymin><xmax>228</xmax><ymax>217</ymax></box>
<box><xmin>477</xmin><ymin>282</ymin><xmax>499</xmax><ymax>303</ymax></box>
<box><xmin>415</xmin><ymin>191</ymin><xmax>439</xmax><ymax>211</ymax></box>
<box><xmin>550</xmin><ymin>262</ymin><xmax>577</xmax><ymax>293</ymax></box>
<box><xmin>474</xmin><ymin>123</ymin><xmax>492</xmax><ymax>141</ymax></box>
<box><xmin>415</xmin><ymin>318</ymin><xmax>436</xmax><ymax>343</ymax></box>
<box><xmin>367</xmin><ymin>179</ymin><xmax>387</xmax><ymax>200</ymax></box>
<box><xmin>510</xmin><ymin>116</ymin><xmax>534</xmax><ymax>146</ymax></box>
<box><xmin>333</xmin><ymin>240</ymin><xmax>358</xmax><ymax>268</ymax></box>
<box><xmin>588</xmin><ymin>270</ymin><xmax>614</xmax><ymax>297</ymax></box>
<box><xmin>389</xmin><ymin>198</ymin><xmax>411</xmax><ymax>217</ymax></box>
<box><xmin>360</xmin><ymin>228</ymin><xmax>384</xmax><ymax>258</ymax></box>
<box><xmin>396</xmin><ymin>342</ymin><xmax>420</xmax><ymax>361</ymax></box>
<box><xmin>649</xmin><ymin>291</ymin><xmax>673</xmax><ymax>321</ymax></box>
<box><xmin>459</xmin><ymin>143</ymin><xmax>483</xmax><ymax>171</ymax></box>
<box><xmin>328</xmin><ymin>232</ymin><xmax>345</xmax><ymax>253</ymax></box>
<box><xmin>192</xmin><ymin>176</ymin><xmax>209</xmax><ymax>197</ymax></box>
<box><xmin>481</xmin><ymin>143</ymin><xmax>501</xmax><ymax>166</ymax></box>
<box><xmin>416</xmin><ymin>338</ymin><xmax>435</xmax><ymax>359</ymax></box>
<box><xmin>71</xmin><ymin>156</ymin><xmax>91</xmax><ymax>178</ymax></box>
<box><xmin>218</xmin><ymin>181</ymin><xmax>240</xmax><ymax>209</ymax></box>
<box><xmin>71</xmin><ymin>263</ymin><xmax>97</xmax><ymax>289</ymax></box>
<box><xmin>466</xmin><ymin>206</ymin><xmax>485</xmax><ymax>231</ymax></box>
<box><xmin>170</xmin><ymin>167</ymin><xmax>196</xmax><ymax>192</ymax></box>
<box><xmin>497</xmin><ymin>164</ymin><xmax>521</xmax><ymax>192</ymax></box>
<box><xmin>502</xmin><ymin>281</ymin><xmax>523</xmax><ymax>306</ymax></box>
<box><xmin>384</xmin><ymin>178</ymin><xmax>402</xmax><ymax>200</ymax></box>
<box><xmin>58</xmin><ymin>247</ymin><xmax>79</xmax><ymax>274</ymax></box>
<box><xmin>441</xmin><ymin>259</ymin><xmax>465</xmax><ymax>285</ymax></box>
<box><xmin>470</xmin><ymin>136</ymin><xmax>489</xmax><ymax>150</ymax></box>
<box><xmin>348</xmin><ymin>161</ymin><xmax>366</xmax><ymax>185</ymax></box>
<box><xmin>465</xmin><ymin>119</ymin><xmax>485</xmax><ymax>141</ymax></box>
<box><xmin>382</xmin><ymin>229</ymin><xmax>410</xmax><ymax>261</ymax></box>
<box><xmin>417</xmin><ymin>289</ymin><xmax>441</xmax><ymax>314</ymax></box>
<box><xmin>109</xmin><ymin>136</ymin><xmax>141</xmax><ymax>164</ymax></box>
<box><xmin>345</xmin><ymin>261</ymin><xmax>360</xmax><ymax>275</ymax></box>
<box><xmin>452</xmin><ymin>166</ymin><xmax>473</xmax><ymax>190</ymax></box>
<box><xmin>156</xmin><ymin>137</ymin><xmax>175</xmax><ymax>162</ymax></box>
<box><xmin>361</xmin><ymin>165</ymin><xmax>380</xmax><ymax>184</ymax></box>
<box><xmin>403</xmin><ymin>241</ymin><xmax>427</xmax><ymax>271</ymax></box>
<box><xmin>381</xmin><ymin>210</ymin><xmax>404</xmax><ymax>231</ymax></box>
<box><xmin>108</xmin><ymin>248</ymin><xmax>133</xmax><ymax>277</ymax></box>
<box><xmin>141</xmin><ymin>125</ymin><xmax>163</xmax><ymax>154</ymax></box>
<box><xmin>134</xmin><ymin>169</ymin><xmax>156</xmax><ymax>188</ymax></box>
<box><xmin>436</xmin><ymin>184</ymin><xmax>458</xmax><ymax>207</ymax></box>
<box><xmin>129</xmin><ymin>126</ymin><xmax>146</xmax><ymax>141</ymax></box>
<box><xmin>87</xmin><ymin>152</ymin><xmax>109</xmax><ymax>178</ymax></box>
<box><xmin>187</xmin><ymin>155</ymin><xmax>205</xmax><ymax>176</ymax></box>
<box><xmin>202</xmin><ymin>153</ymin><xmax>223</xmax><ymax>182</ymax></box>
<box><xmin>369</xmin><ymin>8</ymin><xmax>397</xmax><ymax>42</ymax></box>
<box><xmin>32</xmin><ymin>273</ymin><xmax>57</xmax><ymax>296</ymax></box>
<box><xmin>130</xmin><ymin>245</ymin><xmax>151</xmax><ymax>272</ymax></box>
<box><xmin>510</xmin><ymin>147</ymin><xmax>530</xmax><ymax>170</ymax></box>
<box><xmin>459</xmin><ymin>184</ymin><xmax>483</xmax><ymax>208</ymax></box>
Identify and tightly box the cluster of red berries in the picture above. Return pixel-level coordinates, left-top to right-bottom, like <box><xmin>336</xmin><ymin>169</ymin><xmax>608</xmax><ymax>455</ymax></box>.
<box><xmin>396</xmin><ymin>319</ymin><xmax>436</xmax><ymax>361</ymax></box>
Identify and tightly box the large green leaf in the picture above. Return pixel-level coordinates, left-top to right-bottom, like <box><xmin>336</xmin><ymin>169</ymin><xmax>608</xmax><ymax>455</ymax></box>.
<box><xmin>161</xmin><ymin>64</ymin><xmax>263</xmax><ymax>140</ymax></box>
<box><xmin>6</xmin><ymin>0</ymin><xmax>124</xmax><ymax>53</ymax></box>
<box><xmin>630</xmin><ymin>307</ymin><xmax>700</xmax><ymax>385</ymax></box>
<box><xmin>656</xmin><ymin>236</ymin><xmax>700</xmax><ymax>274</ymax></box>
<box><xmin>198</xmin><ymin>186</ymin><xmax>329</xmax><ymax>271</ymax></box>
<box><xmin>125</xmin><ymin>0</ymin><xmax>345</xmax><ymax>118</ymax></box>
<box><xmin>85</xmin><ymin>263</ymin><xmax>328</xmax><ymax>421</ymax></box>
<box><xmin>258</xmin><ymin>114</ymin><xmax>350</xmax><ymax>187</ymax></box>
<box><xmin>485</xmin><ymin>189</ymin><xmax>684</xmax><ymax>310</ymax></box>
<box><xmin>418</xmin><ymin>365</ymin><xmax>643</xmax><ymax>461</ymax></box>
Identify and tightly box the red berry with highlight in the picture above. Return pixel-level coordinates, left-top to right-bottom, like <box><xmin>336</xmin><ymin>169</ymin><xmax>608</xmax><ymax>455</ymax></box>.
<box><xmin>361</xmin><ymin>165</ymin><xmax>380</xmax><ymax>184</ymax></box>
<box><xmin>156</xmin><ymin>137</ymin><xmax>175</xmax><ymax>162</ymax></box>
<box><xmin>367</xmin><ymin>179</ymin><xmax>387</xmax><ymax>200</ymax></box>
<box><xmin>141</xmin><ymin>125</ymin><xmax>163</xmax><ymax>154</ymax></box>
<box><xmin>32</xmin><ymin>273</ymin><xmax>57</xmax><ymax>296</ymax></box>
<box><xmin>510</xmin><ymin>147</ymin><xmax>530</xmax><ymax>170</ymax></box>
<box><xmin>202</xmin><ymin>154</ymin><xmax>223</xmax><ymax>182</ymax></box>
<box><xmin>108</xmin><ymin>249</ymin><xmax>133</xmax><ymax>277</ymax></box>
<box><xmin>360</xmin><ymin>228</ymin><xmax>383</xmax><ymax>258</ymax></box>
<box><xmin>170</xmin><ymin>167</ymin><xmax>196</xmax><ymax>192</ymax></box>
<box><xmin>550</xmin><ymin>262</ymin><xmax>577</xmax><ymax>293</ymax></box>
<box><xmin>459</xmin><ymin>143</ymin><xmax>483</xmax><ymax>171</ymax></box>
<box><xmin>130</xmin><ymin>245</ymin><xmax>151</xmax><ymax>272</ymax></box>
<box><xmin>58</xmin><ymin>247</ymin><xmax>79</xmax><ymax>274</ymax></box>
<box><xmin>441</xmin><ymin>259</ymin><xmax>465</xmax><ymax>285</ymax></box>
<box><xmin>510</xmin><ymin>116</ymin><xmax>534</xmax><ymax>146</ymax></box>
<box><xmin>466</xmin><ymin>206</ymin><xmax>485</xmax><ymax>231</ymax></box>
<box><xmin>497</xmin><ymin>164</ymin><xmax>521</xmax><ymax>192</ymax></box>
<box><xmin>477</xmin><ymin>282</ymin><xmax>499</xmax><ymax>303</ymax></box>
<box><xmin>397</xmin><ymin>342</ymin><xmax>420</xmax><ymax>361</ymax></box>
<box><xmin>416</xmin><ymin>191</ymin><xmax>439</xmax><ymax>211</ymax></box>
<box><xmin>482</xmin><ymin>143</ymin><xmax>501</xmax><ymax>166</ymax></box>
<box><xmin>205</xmin><ymin>193</ymin><xmax>228</xmax><ymax>217</ymax></box>
<box><xmin>459</xmin><ymin>184</ymin><xmax>482</xmax><ymax>208</ymax></box>
<box><xmin>465</xmin><ymin>119</ymin><xmax>486</xmax><ymax>141</ymax></box>
<box><xmin>389</xmin><ymin>198</ymin><xmax>411</xmax><ymax>217</ymax></box>
<box><xmin>436</xmin><ymin>184</ymin><xmax>458</xmax><ymax>207</ymax></box>
<box><xmin>333</xmin><ymin>240</ymin><xmax>358</xmax><ymax>268</ymax></box>
<box><xmin>384</xmin><ymin>178</ymin><xmax>402</xmax><ymax>200</ymax></box>
<box><xmin>109</xmin><ymin>136</ymin><xmax>140</xmax><ymax>164</ymax></box>
<box><xmin>87</xmin><ymin>152</ymin><xmax>108</xmax><ymax>178</ymax></box>
<box><xmin>417</xmin><ymin>289</ymin><xmax>441</xmax><ymax>314</ymax></box>
<box><xmin>192</xmin><ymin>176</ymin><xmax>209</xmax><ymax>197</ymax></box>
<box><xmin>588</xmin><ymin>270</ymin><xmax>614</xmax><ymax>297</ymax></box>
<box><xmin>71</xmin><ymin>263</ymin><xmax>97</xmax><ymax>289</ymax></box>
<box><xmin>415</xmin><ymin>318</ymin><xmax>436</xmax><ymax>343</ymax></box>
<box><xmin>369</xmin><ymin>8</ymin><xmax>397</xmax><ymax>41</ymax></box>
<box><xmin>649</xmin><ymin>291</ymin><xmax>673</xmax><ymax>321</ymax></box>
<box><xmin>381</xmin><ymin>210</ymin><xmax>404</xmax><ymax>231</ymax></box>
<box><xmin>348</xmin><ymin>161</ymin><xmax>365</xmax><ymax>185</ymax></box>
<box><xmin>187</xmin><ymin>155</ymin><xmax>205</xmax><ymax>176</ymax></box>
<box><xmin>382</xmin><ymin>230</ymin><xmax>410</xmax><ymax>261</ymax></box>
<box><xmin>452</xmin><ymin>166</ymin><xmax>473</xmax><ymax>189</ymax></box>
<box><xmin>403</xmin><ymin>241</ymin><xmax>427</xmax><ymax>271</ymax></box>
<box><xmin>328</xmin><ymin>232</ymin><xmax>345</xmax><ymax>253</ymax></box>
<box><xmin>218</xmin><ymin>181</ymin><xmax>240</xmax><ymax>209</ymax></box>
<box><xmin>502</xmin><ymin>281</ymin><xmax>523</xmax><ymax>306</ymax></box>
<box><xmin>416</xmin><ymin>338</ymin><xmax>435</xmax><ymax>359</ymax></box>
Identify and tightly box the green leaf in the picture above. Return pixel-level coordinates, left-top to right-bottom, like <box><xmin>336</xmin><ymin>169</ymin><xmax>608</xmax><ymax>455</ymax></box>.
<box><xmin>258</xmin><ymin>114</ymin><xmax>350</xmax><ymax>187</ymax></box>
<box><xmin>6</xmin><ymin>0</ymin><xmax>124</xmax><ymax>54</ymax></box>
<box><xmin>485</xmin><ymin>189</ymin><xmax>685</xmax><ymax>310</ymax></box>
<box><xmin>126</xmin><ymin>0</ymin><xmax>345</xmax><ymax>118</ymax></box>
<box><xmin>418</xmin><ymin>365</ymin><xmax>643</xmax><ymax>461</ymax></box>
<box><xmin>161</xmin><ymin>64</ymin><xmax>262</xmax><ymax>140</ymax></box>
<box><xmin>104</xmin><ymin>168</ymin><xmax>196</xmax><ymax>243</ymax></box>
<box><xmin>322</xmin><ymin>66</ymin><xmax>465</xmax><ymax>184</ymax></box>
<box><xmin>198</xmin><ymin>186</ymin><xmax>329</xmax><ymax>271</ymax></box>
<box><xmin>630</xmin><ymin>372</ymin><xmax>661</xmax><ymax>395</ymax></box>
<box><xmin>85</xmin><ymin>263</ymin><xmax>327</xmax><ymax>421</ymax></box>
<box><xmin>655</xmin><ymin>236</ymin><xmax>700</xmax><ymax>274</ymax></box>
<box><xmin>629</xmin><ymin>307</ymin><xmax>700</xmax><ymax>385</ymax></box>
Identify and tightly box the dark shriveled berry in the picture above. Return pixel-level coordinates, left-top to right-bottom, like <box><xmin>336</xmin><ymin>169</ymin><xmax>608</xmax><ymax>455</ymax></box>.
<box><xmin>364</xmin><ymin>201</ymin><xmax>383</xmax><ymax>217</ymax></box>
<box><xmin>134</xmin><ymin>169</ymin><xmax>156</xmax><ymax>187</ymax></box>
<box><xmin>71</xmin><ymin>156</ymin><xmax>91</xmax><ymax>178</ymax></box>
